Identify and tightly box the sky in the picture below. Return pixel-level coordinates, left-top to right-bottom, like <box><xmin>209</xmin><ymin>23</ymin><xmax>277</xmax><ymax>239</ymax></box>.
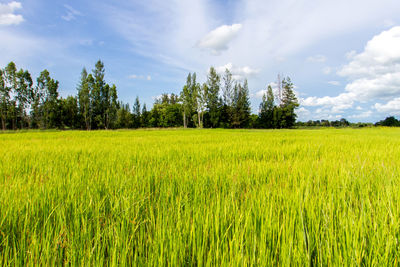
<box><xmin>1</xmin><ymin>0</ymin><xmax>400</xmax><ymax>122</ymax></box>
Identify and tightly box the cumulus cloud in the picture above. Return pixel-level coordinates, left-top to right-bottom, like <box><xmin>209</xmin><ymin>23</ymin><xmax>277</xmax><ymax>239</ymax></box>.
<box><xmin>306</xmin><ymin>55</ymin><xmax>326</xmax><ymax>63</ymax></box>
<box><xmin>303</xmin><ymin>26</ymin><xmax>400</xmax><ymax>115</ymax></box>
<box><xmin>349</xmin><ymin>110</ymin><xmax>373</xmax><ymax>119</ymax></box>
<box><xmin>297</xmin><ymin>107</ymin><xmax>311</xmax><ymax>120</ymax></box>
<box><xmin>197</xmin><ymin>24</ymin><xmax>242</xmax><ymax>55</ymax></box>
<box><xmin>0</xmin><ymin>1</ymin><xmax>23</xmax><ymax>25</ymax></box>
<box><xmin>301</xmin><ymin>93</ymin><xmax>355</xmax><ymax>113</ymax></box>
<box><xmin>62</xmin><ymin>5</ymin><xmax>82</xmax><ymax>22</ymax></box>
<box><xmin>375</xmin><ymin>98</ymin><xmax>400</xmax><ymax>115</ymax></box>
<box><xmin>215</xmin><ymin>62</ymin><xmax>259</xmax><ymax>80</ymax></box>
<box><xmin>338</xmin><ymin>26</ymin><xmax>400</xmax><ymax>100</ymax></box>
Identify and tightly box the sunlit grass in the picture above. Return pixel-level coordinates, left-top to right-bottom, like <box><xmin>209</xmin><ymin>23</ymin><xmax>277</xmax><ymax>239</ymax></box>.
<box><xmin>1</xmin><ymin>128</ymin><xmax>400</xmax><ymax>265</ymax></box>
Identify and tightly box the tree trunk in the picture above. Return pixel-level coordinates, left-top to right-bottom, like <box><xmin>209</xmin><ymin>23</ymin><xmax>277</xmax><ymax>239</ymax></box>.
<box><xmin>183</xmin><ymin>112</ymin><xmax>187</xmax><ymax>128</ymax></box>
<box><xmin>198</xmin><ymin>111</ymin><xmax>201</xmax><ymax>128</ymax></box>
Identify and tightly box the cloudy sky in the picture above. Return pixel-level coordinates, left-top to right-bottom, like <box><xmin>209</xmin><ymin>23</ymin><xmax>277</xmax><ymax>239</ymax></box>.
<box><xmin>1</xmin><ymin>0</ymin><xmax>400</xmax><ymax>122</ymax></box>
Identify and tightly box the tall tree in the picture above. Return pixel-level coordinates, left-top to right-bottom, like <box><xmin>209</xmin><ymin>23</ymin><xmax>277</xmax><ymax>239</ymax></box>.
<box><xmin>92</xmin><ymin>60</ymin><xmax>106</xmax><ymax>129</ymax></box>
<box><xmin>0</xmin><ymin>68</ymin><xmax>9</xmax><ymax>130</ymax></box>
<box><xmin>37</xmin><ymin>70</ymin><xmax>60</xmax><ymax>128</ymax></box>
<box><xmin>105</xmin><ymin>84</ymin><xmax>118</xmax><ymax>129</ymax></box>
<box><xmin>222</xmin><ymin>69</ymin><xmax>233</xmax><ymax>107</ymax></box>
<box><xmin>141</xmin><ymin>103</ymin><xmax>150</xmax><ymax>127</ymax></box>
<box><xmin>3</xmin><ymin>62</ymin><xmax>17</xmax><ymax>129</ymax></box>
<box><xmin>221</xmin><ymin>69</ymin><xmax>234</xmax><ymax>128</ymax></box>
<box><xmin>77</xmin><ymin>68</ymin><xmax>91</xmax><ymax>130</ymax></box>
<box><xmin>30</xmin><ymin>74</ymin><xmax>45</xmax><ymax>129</ymax></box>
<box><xmin>237</xmin><ymin>79</ymin><xmax>251</xmax><ymax>128</ymax></box>
<box><xmin>132</xmin><ymin>96</ymin><xmax>141</xmax><ymax>128</ymax></box>
<box><xmin>116</xmin><ymin>102</ymin><xmax>131</xmax><ymax>128</ymax></box>
<box><xmin>280</xmin><ymin>77</ymin><xmax>299</xmax><ymax>128</ymax></box>
<box><xmin>259</xmin><ymin>85</ymin><xmax>275</xmax><ymax>128</ymax></box>
<box><xmin>181</xmin><ymin>73</ymin><xmax>198</xmax><ymax>128</ymax></box>
<box><xmin>15</xmin><ymin>69</ymin><xmax>33</xmax><ymax>129</ymax></box>
<box><xmin>206</xmin><ymin>67</ymin><xmax>221</xmax><ymax>128</ymax></box>
<box><xmin>196</xmin><ymin>83</ymin><xmax>207</xmax><ymax>128</ymax></box>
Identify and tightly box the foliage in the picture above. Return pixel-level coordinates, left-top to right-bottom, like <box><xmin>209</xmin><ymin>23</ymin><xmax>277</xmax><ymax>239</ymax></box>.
<box><xmin>375</xmin><ymin>116</ymin><xmax>400</xmax><ymax>127</ymax></box>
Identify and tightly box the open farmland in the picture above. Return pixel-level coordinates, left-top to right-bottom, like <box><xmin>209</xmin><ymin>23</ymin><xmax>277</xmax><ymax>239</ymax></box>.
<box><xmin>1</xmin><ymin>128</ymin><xmax>400</xmax><ymax>265</ymax></box>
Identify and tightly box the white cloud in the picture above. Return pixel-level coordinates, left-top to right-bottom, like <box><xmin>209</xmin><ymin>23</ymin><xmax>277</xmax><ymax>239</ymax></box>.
<box><xmin>99</xmin><ymin>0</ymin><xmax>400</xmax><ymax>84</ymax></box>
<box><xmin>307</xmin><ymin>55</ymin><xmax>326</xmax><ymax>63</ymax></box>
<box><xmin>0</xmin><ymin>1</ymin><xmax>23</xmax><ymax>25</ymax></box>
<box><xmin>327</xmin><ymin>81</ymin><xmax>340</xmax><ymax>86</ymax></box>
<box><xmin>375</xmin><ymin>98</ymin><xmax>400</xmax><ymax>115</ymax></box>
<box><xmin>93</xmin><ymin>0</ymin><xmax>400</xmax><ymax>120</ymax></box>
<box><xmin>62</xmin><ymin>5</ymin><xmax>82</xmax><ymax>22</ymax></box>
<box><xmin>303</xmin><ymin>26</ymin><xmax>400</xmax><ymax>116</ymax></box>
<box><xmin>349</xmin><ymin>110</ymin><xmax>373</xmax><ymax>119</ymax></box>
<box><xmin>129</xmin><ymin>74</ymin><xmax>152</xmax><ymax>81</ymax></box>
<box><xmin>297</xmin><ymin>107</ymin><xmax>311</xmax><ymax>120</ymax></box>
<box><xmin>338</xmin><ymin>26</ymin><xmax>400</xmax><ymax>101</ymax></box>
<box><xmin>197</xmin><ymin>24</ymin><xmax>242</xmax><ymax>55</ymax></box>
<box><xmin>215</xmin><ymin>63</ymin><xmax>259</xmax><ymax>80</ymax></box>
<box><xmin>301</xmin><ymin>92</ymin><xmax>355</xmax><ymax>113</ymax></box>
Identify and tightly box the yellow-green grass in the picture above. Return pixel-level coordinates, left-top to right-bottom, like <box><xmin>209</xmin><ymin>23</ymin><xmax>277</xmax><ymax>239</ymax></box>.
<box><xmin>1</xmin><ymin>128</ymin><xmax>400</xmax><ymax>265</ymax></box>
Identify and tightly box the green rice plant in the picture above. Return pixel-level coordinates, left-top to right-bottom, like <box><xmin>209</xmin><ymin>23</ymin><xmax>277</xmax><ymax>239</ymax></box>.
<box><xmin>0</xmin><ymin>128</ymin><xmax>400</xmax><ymax>266</ymax></box>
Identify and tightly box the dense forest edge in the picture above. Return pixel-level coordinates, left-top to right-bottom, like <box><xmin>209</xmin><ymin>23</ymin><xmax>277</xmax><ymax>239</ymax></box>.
<box><xmin>0</xmin><ymin>60</ymin><xmax>397</xmax><ymax>131</ymax></box>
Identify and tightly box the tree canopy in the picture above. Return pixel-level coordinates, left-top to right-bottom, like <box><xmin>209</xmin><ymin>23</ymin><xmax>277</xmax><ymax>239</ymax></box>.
<box><xmin>0</xmin><ymin>61</ymin><xmax>306</xmax><ymax>130</ymax></box>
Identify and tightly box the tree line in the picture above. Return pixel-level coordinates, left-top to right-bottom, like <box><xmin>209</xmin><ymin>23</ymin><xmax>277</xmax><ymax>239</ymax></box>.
<box><xmin>0</xmin><ymin>60</ymin><xmax>300</xmax><ymax>130</ymax></box>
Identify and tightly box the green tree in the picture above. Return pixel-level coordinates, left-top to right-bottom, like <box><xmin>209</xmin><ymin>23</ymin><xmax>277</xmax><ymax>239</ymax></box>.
<box><xmin>77</xmin><ymin>68</ymin><xmax>91</xmax><ymax>130</ymax></box>
<box><xmin>37</xmin><ymin>70</ymin><xmax>60</xmax><ymax>128</ymax></box>
<box><xmin>237</xmin><ymin>79</ymin><xmax>251</xmax><ymax>128</ymax></box>
<box><xmin>196</xmin><ymin>83</ymin><xmax>207</xmax><ymax>128</ymax></box>
<box><xmin>105</xmin><ymin>84</ymin><xmax>118</xmax><ymax>129</ymax></box>
<box><xmin>181</xmin><ymin>73</ymin><xmax>198</xmax><ymax>128</ymax></box>
<box><xmin>206</xmin><ymin>67</ymin><xmax>221</xmax><ymax>128</ymax></box>
<box><xmin>116</xmin><ymin>102</ymin><xmax>132</xmax><ymax>128</ymax></box>
<box><xmin>259</xmin><ymin>85</ymin><xmax>275</xmax><ymax>128</ymax></box>
<box><xmin>2</xmin><ymin>62</ymin><xmax>17</xmax><ymax>129</ymax></box>
<box><xmin>15</xmin><ymin>69</ymin><xmax>33</xmax><ymax>129</ymax></box>
<box><xmin>221</xmin><ymin>69</ymin><xmax>234</xmax><ymax>128</ymax></box>
<box><xmin>92</xmin><ymin>60</ymin><xmax>106</xmax><ymax>129</ymax></box>
<box><xmin>280</xmin><ymin>77</ymin><xmax>299</xmax><ymax>128</ymax></box>
<box><xmin>0</xmin><ymin>68</ymin><xmax>9</xmax><ymax>130</ymax></box>
<box><xmin>60</xmin><ymin>96</ymin><xmax>79</xmax><ymax>129</ymax></box>
<box><xmin>132</xmin><ymin>96</ymin><xmax>141</xmax><ymax>128</ymax></box>
<box><xmin>141</xmin><ymin>103</ymin><xmax>150</xmax><ymax>127</ymax></box>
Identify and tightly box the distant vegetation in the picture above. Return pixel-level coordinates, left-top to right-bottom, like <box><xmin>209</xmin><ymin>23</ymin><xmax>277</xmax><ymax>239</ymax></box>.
<box><xmin>0</xmin><ymin>60</ymin><xmax>298</xmax><ymax>130</ymax></box>
<box><xmin>1</xmin><ymin>60</ymin><xmax>397</xmax><ymax>131</ymax></box>
<box><xmin>375</xmin><ymin>116</ymin><xmax>400</xmax><ymax>127</ymax></box>
<box><xmin>296</xmin><ymin>119</ymin><xmax>374</xmax><ymax>128</ymax></box>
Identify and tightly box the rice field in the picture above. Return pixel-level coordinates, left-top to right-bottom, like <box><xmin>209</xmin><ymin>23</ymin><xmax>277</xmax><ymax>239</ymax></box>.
<box><xmin>1</xmin><ymin>128</ymin><xmax>400</xmax><ymax>265</ymax></box>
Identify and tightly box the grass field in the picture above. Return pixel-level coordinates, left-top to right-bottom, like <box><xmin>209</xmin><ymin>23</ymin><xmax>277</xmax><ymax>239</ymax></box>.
<box><xmin>1</xmin><ymin>128</ymin><xmax>400</xmax><ymax>265</ymax></box>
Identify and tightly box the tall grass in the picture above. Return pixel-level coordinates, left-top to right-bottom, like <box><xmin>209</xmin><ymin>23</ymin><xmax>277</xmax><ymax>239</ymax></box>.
<box><xmin>0</xmin><ymin>128</ymin><xmax>400</xmax><ymax>265</ymax></box>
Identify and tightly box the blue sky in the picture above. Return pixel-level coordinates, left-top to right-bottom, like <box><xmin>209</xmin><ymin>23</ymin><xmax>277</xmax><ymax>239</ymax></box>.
<box><xmin>1</xmin><ymin>0</ymin><xmax>400</xmax><ymax>122</ymax></box>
